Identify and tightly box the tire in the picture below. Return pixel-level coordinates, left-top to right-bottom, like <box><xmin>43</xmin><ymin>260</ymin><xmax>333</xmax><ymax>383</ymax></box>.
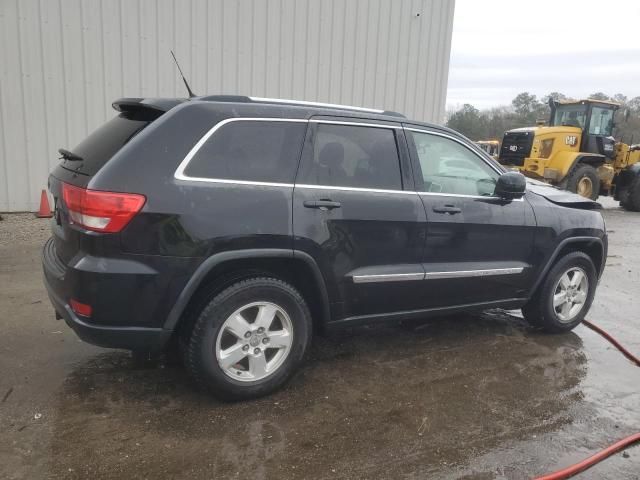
<box><xmin>564</xmin><ymin>164</ymin><xmax>600</xmax><ymax>200</ymax></box>
<box><xmin>522</xmin><ymin>252</ymin><xmax>597</xmax><ymax>333</ymax></box>
<box><xmin>185</xmin><ymin>277</ymin><xmax>312</xmax><ymax>401</ymax></box>
<box><xmin>620</xmin><ymin>176</ymin><xmax>640</xmax><ymax>212</ymax></box>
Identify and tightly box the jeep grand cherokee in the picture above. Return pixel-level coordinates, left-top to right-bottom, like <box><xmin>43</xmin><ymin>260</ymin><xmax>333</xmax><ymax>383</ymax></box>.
<box><xmin>43</xmin><ymin>96</ymin><xmax>607</xmax><ymax>400</ymax></box>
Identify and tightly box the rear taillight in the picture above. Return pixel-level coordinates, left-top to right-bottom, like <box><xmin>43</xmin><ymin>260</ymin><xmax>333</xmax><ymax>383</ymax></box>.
<box><xmin>70</xmin><ymin>298</ymin><xmax>92</xmax><ymax>317</ymax></box>
<box><xmin>62</xmin><ymin>183</ymin><xmax>146</xmax><ymax>233</ymax></box>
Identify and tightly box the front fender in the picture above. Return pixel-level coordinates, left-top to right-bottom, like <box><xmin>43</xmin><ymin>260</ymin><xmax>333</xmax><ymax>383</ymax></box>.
<box><xmin>528</xmin><ymin>236</ymin><xmax>606</xmax><ymax>300</ymax></box>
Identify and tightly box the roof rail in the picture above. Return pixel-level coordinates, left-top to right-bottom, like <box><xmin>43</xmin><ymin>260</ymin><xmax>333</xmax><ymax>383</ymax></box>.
<box><xmin>198</xmin><ymin>95</ymin><xmax>405</xmax><ymax>118</ymax></box>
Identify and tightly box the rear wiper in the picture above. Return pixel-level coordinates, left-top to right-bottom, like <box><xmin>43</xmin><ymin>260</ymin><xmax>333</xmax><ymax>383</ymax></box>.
<box><xmin>58</xmin><ymin>148</ymin><xmax>83</xmax><ymax>162</ymax></box>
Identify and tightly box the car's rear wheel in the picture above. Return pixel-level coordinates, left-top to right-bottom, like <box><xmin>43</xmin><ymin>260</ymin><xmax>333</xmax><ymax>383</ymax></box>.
<box><xmin>184</xmin><ymin>277</ymin><xmax>312</xmax><ymax>401</ymax></box>
<box><xmin>522</xmin><ymin>252</ymin><xmax>597</xmax><ymax>333</ymax></box>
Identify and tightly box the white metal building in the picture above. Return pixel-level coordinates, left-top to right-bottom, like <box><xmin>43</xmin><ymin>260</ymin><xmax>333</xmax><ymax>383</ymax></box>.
<box><xmin>0</xmin><ymin>0</ymin><xmax>455</xmax><ymax>212</ymax></box>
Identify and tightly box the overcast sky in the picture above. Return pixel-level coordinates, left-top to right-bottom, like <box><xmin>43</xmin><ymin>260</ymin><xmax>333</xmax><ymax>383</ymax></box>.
<box><xmin>446</xmin><ymin>0</ymin><xmax>640</xmax><ymax>109</ymax></box>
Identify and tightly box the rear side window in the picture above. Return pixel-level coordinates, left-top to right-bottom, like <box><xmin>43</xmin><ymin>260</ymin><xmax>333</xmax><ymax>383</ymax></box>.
<box><xmin>184</xmin><ymin>120</ymin><xmax>307</xmax><ymax>183</ymax></box>
<box><xmin>299</xmin><ymin>123</ymin><xmax>402</xmax><ymax>190</ymax></box>
<box><xmin>65</xmin><ymin>111</ymin><xmax>155</xmax><ymax>175</ymax></box>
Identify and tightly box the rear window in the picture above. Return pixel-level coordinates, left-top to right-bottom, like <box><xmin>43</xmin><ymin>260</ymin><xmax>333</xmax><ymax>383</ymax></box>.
<box><xmin>184</xmin><ymin>120</ymin><xmax>307</xmax><ymax>184</ymax></box>
<box><xmin>61</xmin><ymin>111</ymin><xmax>155</xmax><ymax>176</ymax></box>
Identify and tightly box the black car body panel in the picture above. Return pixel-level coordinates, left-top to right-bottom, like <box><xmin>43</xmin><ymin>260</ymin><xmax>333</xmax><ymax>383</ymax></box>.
<box><xmin>42</xmin><ymin>97</ymin><xmax>608</xmax><ymax>351</ymax></box>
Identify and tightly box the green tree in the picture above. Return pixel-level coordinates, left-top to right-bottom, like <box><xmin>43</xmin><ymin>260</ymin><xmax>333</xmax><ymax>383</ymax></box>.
<box><xmin>588</xmin><ymin>92</ymin><xmax>610</xmax><ymax>101</ymax></box>
<box><xmin>445</xmin><ymin>91</ymin><xmax>640</xmax><ymax>145</ymax></box>
<box><xmin>446</xmin><ymin>104</ymin><xmax>485</xmax><ymax>139</ymax></box>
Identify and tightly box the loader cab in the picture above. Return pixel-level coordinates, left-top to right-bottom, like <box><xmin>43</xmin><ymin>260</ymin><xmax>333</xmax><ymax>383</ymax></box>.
<box><xmin>549</xmin><ymin>99</ymin><xmax>618</xmax><ymax>159</ymax></box>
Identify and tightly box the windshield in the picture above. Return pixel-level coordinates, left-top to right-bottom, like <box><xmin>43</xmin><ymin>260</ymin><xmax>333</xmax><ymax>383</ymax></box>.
<box><xmin>552</xmin><ymin>105</ymin><xmax>587</xmax><ymax>129</ymax></box>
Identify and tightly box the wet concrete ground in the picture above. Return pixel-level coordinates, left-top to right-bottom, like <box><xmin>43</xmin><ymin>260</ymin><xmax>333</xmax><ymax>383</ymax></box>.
<box><xmin>1</xmin><ymin>198</ymin><xmax>639</xmax><ymax>479</ymax></box>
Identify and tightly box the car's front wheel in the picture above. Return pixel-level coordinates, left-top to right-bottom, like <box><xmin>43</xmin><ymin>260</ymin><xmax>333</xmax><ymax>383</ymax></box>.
<box><xmin>184</xmin><ymin>277</ymin><xmax>312</xmax><ymax>401</ymax></box>
<box><xmin>522</xmin><ymin>252</ymin><xmax>597</xmax><ymax>333</ymax></box>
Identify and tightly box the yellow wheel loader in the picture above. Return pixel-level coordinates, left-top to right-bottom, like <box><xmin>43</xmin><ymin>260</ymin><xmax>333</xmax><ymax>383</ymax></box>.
<box><xmin>497</xmin><ymin>98</ymin><xmax>640</xmax><ymax>209</ymax></box>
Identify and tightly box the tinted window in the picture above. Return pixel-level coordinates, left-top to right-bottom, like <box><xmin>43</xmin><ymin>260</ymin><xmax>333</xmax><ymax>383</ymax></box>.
<box><xmin>301</xmin><ymin>124</ymin><xmax>402</xmax><ymax>190</ymax></box>
<box><xmin>185</xmin><ymin>120</ymin><xmax>306</xmax><ymax>183</ymax></box>
<box><xmin>410</xmin><ymin>131</ymin><xmax>499</xmax><ymax>196</ymax></box>
<box><xmin>66</xmin><ymin>112</ymin><xmax>155</xmax><ymax>175</ymax></box>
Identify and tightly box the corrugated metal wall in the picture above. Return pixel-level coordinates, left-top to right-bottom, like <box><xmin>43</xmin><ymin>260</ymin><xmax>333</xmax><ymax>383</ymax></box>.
<box><xmin>0</xmin><ymin>0</ymin><xmax>454</xmax><ymax>211</ymax></box>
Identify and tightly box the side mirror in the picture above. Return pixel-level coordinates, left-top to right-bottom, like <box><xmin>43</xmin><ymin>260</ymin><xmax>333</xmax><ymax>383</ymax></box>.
<box><xmin>495</xmin><ymin>171</ymin><xmax>526</xmax><ymax>200</ymax></box>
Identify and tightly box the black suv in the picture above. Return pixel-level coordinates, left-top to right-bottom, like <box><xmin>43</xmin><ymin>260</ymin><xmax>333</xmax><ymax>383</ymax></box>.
<box><xmin>43</xmin><ymin>96</ymin><xmax>607</xmax><ymax>400</ymax></box>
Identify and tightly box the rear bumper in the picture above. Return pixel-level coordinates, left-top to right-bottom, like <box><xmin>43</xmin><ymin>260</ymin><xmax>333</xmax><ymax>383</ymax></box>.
<box><xmin>42</xmin><ymin>237</ymin><xmax>172</xmax><ymax>351</ymax></box>
<box><xmin>44</xmin><ymin>278</ymin><xmax>171</xmax><ymax>351</ymax></box>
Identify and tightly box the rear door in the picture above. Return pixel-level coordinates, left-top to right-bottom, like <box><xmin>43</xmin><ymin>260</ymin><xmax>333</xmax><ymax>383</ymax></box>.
<box><xmin>293</xmin><ymin>117</ymin><xmax>427</xmax><ymax>320</ymax></box>
<box><xmin>404</xmin><ymin>126</ymin><xmax>537</xmax><ymax>307</ymax></box>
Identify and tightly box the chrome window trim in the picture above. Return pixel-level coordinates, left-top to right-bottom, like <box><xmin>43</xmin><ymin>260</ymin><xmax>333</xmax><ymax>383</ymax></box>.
<box><xmin>249</xmin><ymin>97</ymin><xmax>385</xmax><ymax>114</ymax></box>
<box><xmin>424</xmin><ymin>267</ymin><xmax>524</xmax><ymax>280</ymax></box>
<box><xmin>174</xmin><ymin>117</ymin><xmax>308</xmax><ymax>182</ymax></box>
<box><xmin>352</xmin><ymin>273</ymin><xmax>425</xmax><ymax>283</ymax></box>
<box><xmin>310</xmin><ymin>119</ymin><xmax>401</xmax><ymax>129</ymax></box>
<box><xmin>173</xmin><ymin>119</ymin><xmax>522</xmax><ymax>203</ymax></box>
<box><xmin>295</xmin><ymin>184</ymin><xmax>416</xmax><ymax>195</ymax></box>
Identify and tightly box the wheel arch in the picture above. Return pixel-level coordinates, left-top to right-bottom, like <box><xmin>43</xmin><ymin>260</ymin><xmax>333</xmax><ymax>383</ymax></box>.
<box><xmin>528</xmin><ymin>236</ymin><xmax>605</xmax><ymax>300</ymax></box>
<box><xmin>565</xmin><ymin>154</ymin><xmax>606</xmax><ymax>178</ymax></box>
<box><xmin>164</xmin><ymin>249</ymin><xmax>331</xmax><ymax>334</ymax></box>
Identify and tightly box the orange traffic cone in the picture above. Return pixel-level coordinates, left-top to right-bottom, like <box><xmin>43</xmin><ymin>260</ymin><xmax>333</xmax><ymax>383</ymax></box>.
<box><xmin>35</xmin><ymin>190</ymin><xmax>53</xmax><ymax>218</ymax></box>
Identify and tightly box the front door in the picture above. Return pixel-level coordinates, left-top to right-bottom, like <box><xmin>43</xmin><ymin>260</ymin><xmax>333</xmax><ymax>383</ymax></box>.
<box><xmin>404</xmin><ymin>126</ymin><xmax>538</xmax><ymax>308</ymax></box>
<box><xmin>293</xmin><ymin>117</ymin><xmax>427</xmax><ymax>320</ymax></box>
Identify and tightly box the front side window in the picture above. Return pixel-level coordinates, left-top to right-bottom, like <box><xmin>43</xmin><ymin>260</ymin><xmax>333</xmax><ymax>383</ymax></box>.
<box><xmin>409</xmin><ymin>131</ymin><xmax>499</xmax><ymax>196</ymax></box>
<box><xmin>300</xmin><ymin>123</ymin><xmax>403</xmax><ymax>191</ymax></box>
<box><xmin>184</xmin><ymin>120</ymin><xmax>307</xmax><ymax>183</ymax></box>
<box><xmin>553</xmin><ymin>105</ymin><xmax>587</xmax><ymax>129</ymax></box>
<box><xmin>588</xmin><ymin>107</ymin><xmax>614</xmax><ymax>136</ymax></box>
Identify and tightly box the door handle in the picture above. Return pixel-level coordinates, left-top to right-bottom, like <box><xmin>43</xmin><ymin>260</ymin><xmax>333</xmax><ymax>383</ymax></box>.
<box><xmin>303</xmin><ymin>199</ymin><xmax>342</xmax><ymax>210</ymax></box>
<box><xmin>432</xmin><ymin>204</ymin><xmax>461</xmax><ymax>214</ymax></box>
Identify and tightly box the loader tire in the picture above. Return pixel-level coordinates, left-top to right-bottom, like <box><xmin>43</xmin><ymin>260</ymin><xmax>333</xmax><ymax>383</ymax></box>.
<box><xmin>565</xmin><ymin>164</ymin><xmax>600</xmax><ymax>200</ymax></box>
<box><xmin>620</xmin><ymin>176</ymin><xmax>640</xmax><ymax>212</ymax></box>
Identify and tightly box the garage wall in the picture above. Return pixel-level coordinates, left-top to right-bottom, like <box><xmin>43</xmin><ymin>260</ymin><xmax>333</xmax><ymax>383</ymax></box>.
<box><xmin>0</xmin><ymin>0</ymin><xmax>455</xmax><ymax>211</ymax></box>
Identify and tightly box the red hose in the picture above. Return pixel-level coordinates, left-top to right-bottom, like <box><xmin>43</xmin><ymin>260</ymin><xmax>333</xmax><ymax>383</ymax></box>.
<box><xmin>582</xmin><ymin>320</ymin><xmax>640</xmax><ymax>367</ymax></box>
<box><xmin>532</xmin><ymin>320</ymin><xmax>640</xmax><ymax>479</ymax></box>
<box><xmin>533</xmin><ymin>433</ymin><xmax>640</xmax><ymax>480</ymax></box>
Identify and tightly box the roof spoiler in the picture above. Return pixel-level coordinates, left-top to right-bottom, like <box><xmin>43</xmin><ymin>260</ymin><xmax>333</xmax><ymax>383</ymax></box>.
<box><xmin>112</xmin><ymin>97</ymin><xmax>185</xmax><ymax>114</ymax></box>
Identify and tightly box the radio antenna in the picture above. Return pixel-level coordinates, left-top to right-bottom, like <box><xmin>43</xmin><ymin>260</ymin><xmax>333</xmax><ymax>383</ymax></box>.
<box><xmin>170</xmin><ymin>50</ymin><xmax>196</xmax><ymax>98</ymax></box>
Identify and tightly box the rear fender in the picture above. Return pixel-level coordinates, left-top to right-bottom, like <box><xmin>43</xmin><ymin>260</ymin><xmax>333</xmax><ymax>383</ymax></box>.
<box><xmin>162</xmin><ymin>249</ymin><xmax>331</xmax><ymax>331</ymax></box>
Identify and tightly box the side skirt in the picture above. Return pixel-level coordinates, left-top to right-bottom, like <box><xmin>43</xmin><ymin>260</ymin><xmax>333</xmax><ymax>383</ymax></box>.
<box><xmin>325</xmin><ymin>298</ymin><xmax>527</xmax><ymax>330</ymax></box>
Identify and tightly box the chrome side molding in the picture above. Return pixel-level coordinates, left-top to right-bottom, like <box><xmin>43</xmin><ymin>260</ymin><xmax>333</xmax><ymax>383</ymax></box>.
<box><xmin>424</xmin><ymin>267</ymin><xmax>524</xmax><ymax>280</ymax></box>
<box><xmin>353</xmin><ymin>267</ymin><xmax>524</xmax><ymax>283</ymax></box>
<box><xmin>352</xmin><ymin>272</ymin><xmax>425</xmax><ymax>284</ymax></box>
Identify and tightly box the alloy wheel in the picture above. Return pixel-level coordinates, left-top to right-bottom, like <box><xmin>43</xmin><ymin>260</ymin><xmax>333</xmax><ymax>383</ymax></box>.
<box><xmin>215</xmin><ymin>301</ymin><xmax>293</xmax><ymax>382</ymax></box>
<box><xmin>553</xmin><ymin>267</ymin><xmax>589</xmax><ymax>322</ymax></box>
